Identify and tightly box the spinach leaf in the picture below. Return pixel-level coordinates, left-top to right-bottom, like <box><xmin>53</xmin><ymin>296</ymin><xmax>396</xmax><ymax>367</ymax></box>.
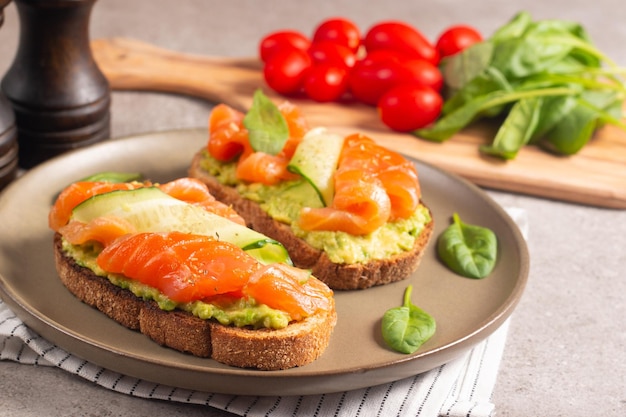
<box><xmin>540</xmin><ymin>89</ymin><xmax>625</xmax><ymax>154</ymax></box>
<box><xmin>491</xmin><ymin>35</ymin><xmax>574</xmax><ymax>79</ymax></box>
<box><xmin>78</xmin><ymin>171</ymin><xmax>143</xmax><ymax>183</ymax></box>
<box><xmin>490</xmin><ymin>11</ymin><xmax>533</xmax><ymax>42</ymax></box>
<box><xmin>540</xmin><ymin>100</ymin><xmax>597</xmax><ymax>155</ymax></box>
<box><xmin>481</xmin><ymin>97</ymin><xmax>542</xmax><ymax>159</ymax></box>
<box><xmin>437</xmin><ymin>213</ymin><xmax>498</xmax><ymax>279</ymax></box>
<box><xmin>417</xmin><ymin>91</ymin><xmax>503</xmax><ymax>141</ymax></box>
<box><xmin>417</xmin><ymin>87</ymin><xmax>576</xmax><ymax>142</ymax></box>
<box><xmin>441</xmin><ymin>41</ymin><xmax>494</xmax><ymax>92</ymax></box>
<box><xmin>414</xmin><ymin>11</ymin><xmax>626</xmax><ymax>159</ymax></box>
<box><xmin>442</xmin><ymin>66</ymin><xmax>512</xmax><ymax>116</ymax></box>
<box><xmin>528</xmin><ymin>95</ymin><xmax>578</xmax><ymax>143</ymax></box>
<box><xmin>381</xmin><ymin>285</ymin><xmax>436</xmax><ymax>354</ymax></box>
<box><xmin>242</xmin><ymin>89</ymin><xmax>289</xmax><ymax>155</ymax></box>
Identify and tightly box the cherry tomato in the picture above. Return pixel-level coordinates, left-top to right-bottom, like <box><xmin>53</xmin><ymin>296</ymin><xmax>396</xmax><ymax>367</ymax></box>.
<box><xmin>364</xmin><ymin>21</ymin><xmax>439</xmax><ymax>65</ymax></box>
<box><xmin>402</xmin><ymin>58</ymin><xmax>443</xmax><ymax>91</ymax></box>
<box><xmin>377</xmin><ymin>84</ymin><xmax>442</xmax><ymax>132</ymax></box>
<box><xmin>259</xmin><ymin>30</ymin><xmax>311</xmax><ymax>62</ymax></box>
<box><xmin>312</xmin><ymin>17</ymin><xmax>361</xmax><ymax>53</ymax></box>
<box><xmin>263</xmin><ymin>48</ymin><xmax>312</xmax><ymax>95</ymax></box>
<box><xmin>303</xmin><ymin>65</ymin><xmax>349</xmax><ymax>102</ymax></box>
<box><xmin>348</xmin><ymin>52</ymin><xmax>408</xmax><ymax>105</ymax></box>
<box><xmin>308</xmin><ymin>41</ymin><xmax>356</xmax><ymax>70</ymax></box>
<box><xmin>435</xmin><ymin>25</ymin><xmax>482</xmax><ymax>58</ymax></box>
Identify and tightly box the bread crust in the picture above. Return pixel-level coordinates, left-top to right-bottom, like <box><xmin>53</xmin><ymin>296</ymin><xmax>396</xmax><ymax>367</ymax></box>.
<box><xmin>189</xmin><ymin>150</ymin><xmax>434</xmax><ymax>290</ymax></box>
<box><xmin>53</xmin><ymin>234</ymin><xmax>336</xmax><ymax>370</ymax></box>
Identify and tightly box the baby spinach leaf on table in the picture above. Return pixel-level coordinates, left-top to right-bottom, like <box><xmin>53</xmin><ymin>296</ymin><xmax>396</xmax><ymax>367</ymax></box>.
<box><xmin>416</xmin><ymin>92</ymin><xmax>502</xmax><ymax>142</ymax></box>
<box><xmin>528</xmin><ymin>95</ymin><xmax>578</xmax><ymax>143</ymax></box>
<box><xmin>490</xmin><ymin>10</ymin><xmax>532</xmax><ymax>42</ymax></box>
<box><xmin>441</xmin><ymin>41</ymin><xmax>494</xmax><ymax>92</ymax></box>
<box><xmin>539</xmin><ymin>91</ymin><xmax>623</xmax><ymax>155</ymax></box>
<box><xmin>417</xmin><ymin>87</ymin><xmax>576</xmax><ymax>142</ymax></box>
<box><xmin>381</xmin><ymin>285</ymin><xmax>436</xmax><ymax>354</ymax></box>
<box><xmin>540</xmin><ymin>102</ymin><xmax>598</xmax><ymax>155</ymax></box>
<box><xmin>480</xmin><ymin>97</ymin><xmax>542</xmax><ymax>159</ymax></box>
<box><xmin>243</xmin><ymin>89</ymin><xmax>289</xmax><ymax>155</ymax></box>
<box><xmin>414</xmin><ymin>10</ymin><xmax>626</xmax><ymax>159</ymax></box>
<box><xmin>491</xmin><ymin>35</ymin><xmax>574</xmax><ymax>79</ymax></box>
<box><xmin>437</xmin><ymin>213</ymin><xmax>498</xmax><ymax>279</ymax></box>
<box><xmin>442</xmin><ymin>66</ymin><xmax>512</xmax><ymax>116</ymax></box>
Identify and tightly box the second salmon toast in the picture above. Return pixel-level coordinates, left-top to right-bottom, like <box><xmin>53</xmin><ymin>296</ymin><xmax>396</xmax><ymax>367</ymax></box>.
<box><xmin>189</xmin><ymin>92</ymin><xmax>434</xmax><ymax>290</ymax></box>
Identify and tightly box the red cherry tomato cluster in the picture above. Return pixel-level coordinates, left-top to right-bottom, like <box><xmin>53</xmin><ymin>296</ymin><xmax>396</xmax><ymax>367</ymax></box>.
<box><xmin>259</xmin><ymin>18</ymin><xmax>482</xmax><ymax>132</ymax></box>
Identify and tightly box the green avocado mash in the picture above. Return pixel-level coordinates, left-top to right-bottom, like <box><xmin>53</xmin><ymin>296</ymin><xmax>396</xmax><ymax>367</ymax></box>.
<box><xmin>199</xmin><ymin>150</ymin><xmax>432</xmax><ymax>264</ymax></box>
<box><xmin>62</xmin><ymin>240</ymin><xmax>291</xmax><ymax>330</ymax></box>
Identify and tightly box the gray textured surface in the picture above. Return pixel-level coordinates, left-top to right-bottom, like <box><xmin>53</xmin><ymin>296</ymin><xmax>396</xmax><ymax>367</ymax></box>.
<box><xmin>1</xmin><ymin>1</ymin><xmax>625</xmax><ymax>416</ymax></box>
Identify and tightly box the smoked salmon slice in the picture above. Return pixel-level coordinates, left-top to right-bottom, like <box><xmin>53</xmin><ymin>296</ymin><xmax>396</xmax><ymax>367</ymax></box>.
<box><xmin>205</xmin><ymin>100</ymin><xmax>421</xmax><ymax>236</ymax></box>
<box><xmin>59</xmin><ymin>216</ymin><xmax>138</xmax><ymax>247</ymax></box>
<box><xmin>235</xmin><ymin>151</ymin><xmax>298</xmax><ymax>185</ymax></box>
<box><xmin>245</xmin><ymin>263</ymin><xmax>333</xmax><ymax>321</ymax></box>
<box><xmin>207</xmin><ymin>102</ymin><xmax>309</xmax><ymax>185</ymax></box>
<box><xmin>299</xmin><ymin>169</ymin><xmax>391</xmax><ymax>235</ymax></box>
<box><xmin>49</xmin><ymin>181</ymin><xmax>145</xmax><ymax>232</ymax></box>
<box><xmin>207</xmin><ymin>104</ymin><xmax>252</xmax><ymax>162</ymax></box>
<box><xmin>298</xmin><ymin>133</ymin><xmax>421</xmax><ymax>235</ymax></box>
<box><xmin>49</xmin><ymin>177</ymin><xmax>244</xmax><ymax>231</ymax></box>
<box><xmin>158</xmin><ymin>177</ymin><xmax>245</xmax><ymax>224</ymax></box>
<box><xmin>96</xmin><ymin>231</ymin><xmax>333</xmax><ymax>318</ymax></box>
<box><xmin>97</xmin><ymin>232</ymin><xmax>257</xmax><ymax>303</ymax></box>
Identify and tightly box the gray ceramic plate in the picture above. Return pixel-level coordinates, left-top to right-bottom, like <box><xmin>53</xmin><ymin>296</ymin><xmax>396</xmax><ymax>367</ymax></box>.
<box><xmin>0</xmin><ymin>129</ymin><xmax>529</xmax><ymax>396</ymax></box>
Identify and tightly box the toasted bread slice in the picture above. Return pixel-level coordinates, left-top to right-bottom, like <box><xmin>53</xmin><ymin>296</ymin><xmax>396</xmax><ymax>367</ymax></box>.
<box><xmin>53</xmin><ymin>234</ymin><xmax>337</xmax><ymax>370</ymax></box>
<box><xmin>189</xmin><ymin>150</ymin><xmax>434</xmax><ymax>290</ymax></box>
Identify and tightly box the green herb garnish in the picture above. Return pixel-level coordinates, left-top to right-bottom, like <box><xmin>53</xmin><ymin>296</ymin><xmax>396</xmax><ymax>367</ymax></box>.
<box><xmin>243</xmin><ymin>89</ymin><xmax>289</xmax><ymax>155</ymax></box>
<box><xmin>437</xmin><ymin>213</ymin><xmax>498</xmax><ymax>279</ymax></box>
<box><xmin>416</xmin><ymin>11</ymin><xmax>626</xmax><ymax>159</ymax></box>
<box><xmin>79</xmin><ymin>171</ymin><xmax>143</xmax><ymax>183</ymax></box>
<box><xmin>381</xmin><ymin>285</ymin><xmax>436</xmax><ymax>354</ymax></box>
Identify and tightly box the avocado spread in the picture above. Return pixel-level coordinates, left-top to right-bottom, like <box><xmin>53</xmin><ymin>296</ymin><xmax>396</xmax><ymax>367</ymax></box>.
<box><xmin>200</xmin><ymin>150</ymin><xmax>432</xmax><ymax>264</ymax></box>
<box><xmin>62</xmin><ymin>240</ymin><xmax>291</xmax><ymax>330</ymax></box>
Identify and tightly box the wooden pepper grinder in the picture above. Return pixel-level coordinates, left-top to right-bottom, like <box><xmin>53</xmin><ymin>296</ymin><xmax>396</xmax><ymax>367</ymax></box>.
<box><xmin>1</xmin><ymin>0</ymin><xmax>110</xmax><ymax>169</ymax></box>
<box><xmin>0</xmin><ymin>0</ymin><xmax>18</xmax><ymax>189</ymax></box>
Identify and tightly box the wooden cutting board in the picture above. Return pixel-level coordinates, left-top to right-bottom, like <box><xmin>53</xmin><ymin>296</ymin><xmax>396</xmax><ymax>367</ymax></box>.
<box><xmin>90</xmin><ymin>37</ymin><xmax>626</xmax><ymax>209</ymax></box>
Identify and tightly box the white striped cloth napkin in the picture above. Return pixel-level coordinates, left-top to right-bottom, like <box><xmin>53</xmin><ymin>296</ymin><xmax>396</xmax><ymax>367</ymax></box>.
<box><xmin>0</xmin><ymin>207</ymin><xmax>527</xmax><ymax>417</ymax></box>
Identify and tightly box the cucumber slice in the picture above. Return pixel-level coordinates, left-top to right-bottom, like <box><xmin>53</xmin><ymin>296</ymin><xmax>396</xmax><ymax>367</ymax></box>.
<box><xmin>288</xmin><ymin>127</ymin><xmax>344</xmax><ymax>206</ymax></box>
<box><xmin>71</xmin><ymin>187</ymin><xmax>291</xmax><ymax>265</ymax></box>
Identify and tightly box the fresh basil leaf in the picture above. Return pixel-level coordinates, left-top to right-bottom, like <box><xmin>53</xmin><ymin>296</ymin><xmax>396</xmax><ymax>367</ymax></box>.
<box><xmin>481</xmin><ymin>97</ymin><xmax>543</xmax><ymax>159</ymax></box>
<box><xmin>242</xmin><ymin>89</ymin><xmax>289</xmax><ymax>155</ymax></box>
<box><xmin>437</xmin><ymin>213</ymin><xmax>498</xmax><ymax>279</ymax></box>
<box><xmin>381</xmin><ymin>285</ymin><xmax>436</xmax><ymax>354</ymax></box>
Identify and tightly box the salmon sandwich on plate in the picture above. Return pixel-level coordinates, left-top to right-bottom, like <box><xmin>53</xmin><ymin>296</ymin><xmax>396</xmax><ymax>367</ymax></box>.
<box><xmin>189</xmin><ymin>90</ymin><xmax>434</xmax><ymax>290</ymax></box>
<box><xmin>49</xmin><ymin>174</ymin><xmax>336</xmax><ymax>370</ymax></box>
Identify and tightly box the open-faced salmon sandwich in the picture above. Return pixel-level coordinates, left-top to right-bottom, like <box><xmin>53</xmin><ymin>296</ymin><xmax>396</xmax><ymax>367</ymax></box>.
<box><xmin>189</xmin><ymin>91</ymin><xmax>434</xmax><ymax>290</ymax></box>
<box><xmin>49</xmin><ymin>175</ymin><xmax>336</xmax><ymax>370</ymax></box>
